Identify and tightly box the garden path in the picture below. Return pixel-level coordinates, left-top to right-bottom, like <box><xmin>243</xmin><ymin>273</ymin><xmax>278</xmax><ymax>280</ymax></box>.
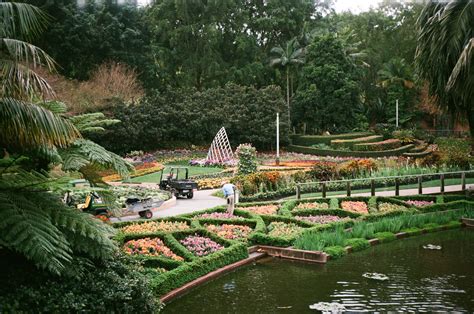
<box><xmin>111</xmin><ymin>188</ymin><xmax>225</xmax><ymax>222</ymax></box>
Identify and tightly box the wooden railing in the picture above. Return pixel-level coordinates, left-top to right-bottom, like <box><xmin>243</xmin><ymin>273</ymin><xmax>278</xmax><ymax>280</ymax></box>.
<box><xmin>295</xmin><ymin>170</ymin><xmax>474</xmax><ymax>199</ymax></box>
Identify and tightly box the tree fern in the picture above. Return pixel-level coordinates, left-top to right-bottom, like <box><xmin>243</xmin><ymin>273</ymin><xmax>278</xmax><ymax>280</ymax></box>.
<box><xmin>69</xmin><ymin>112</ymin><xmax>120</xmax><ymax>134</ymax></box>
<box><xmin>60</xmin><ymin>139</ymin><xmax>133</xmax><ymax>179</ymax></box>
<box><xmin>0</xmin><ymin>169</ymin><xmax>117</xmax><ymax>275</ymax></box>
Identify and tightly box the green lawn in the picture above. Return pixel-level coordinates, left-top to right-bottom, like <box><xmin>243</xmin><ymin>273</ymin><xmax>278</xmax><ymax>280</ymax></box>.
<box><xmin>127</xmin><ymin>164</ymin><xmax>222</xmax><ymax>183</ymax></box>
<box><xmin>283</xmin><ymin>177</ymin><xmax>474</xmax><ymax>200</ymax></box>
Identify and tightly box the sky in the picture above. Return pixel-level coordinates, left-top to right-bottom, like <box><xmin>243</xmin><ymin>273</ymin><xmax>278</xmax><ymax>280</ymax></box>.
<box><xmin>333</xmin><ymin>0</ymin><xmax>383</xmax><ymax>13</ymax></box>
<box><xmin>137</xmin><ymin>0</ymin><xmax>384</xmax><ymax>13</ymax></box>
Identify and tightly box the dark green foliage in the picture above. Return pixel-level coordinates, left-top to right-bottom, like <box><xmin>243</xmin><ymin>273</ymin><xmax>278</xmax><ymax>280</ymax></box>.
<box><xmin>344</xmin><ymin>238</ymin><xmax>370</xmax><ymax>252</ymax></box>
<box><xmin>292</xmin><ymin>35</ymin><xmax>361</xmax><ymax>133</ymax></box>
<box><xmin>287</xmin><ymin>144</ymin><xmax>415</xmax><ymax>157</ymax></box>
<box><xmin>236</xmin><ymin>144</ymin><xmax>257</xmax><ymax>175</ymax></box>
<box><xmin>0</xmin><ymin>252</ymin><xmax>160</xmax><ymax>312</ymax></box>
<box><xmin>291</xmin><ymin>132</ymin><xmax>373</xmax><ymax>146</ymax></box>
<box><xmin>94</xmin><ymin>85</ymin><xmax>289</xmax><ymax>154</ymax></box>
<box><xmin>324</xmin><ymin>246</ymin><xmax>347</xmax><ymax>259</ymax></box>
<box><xmin>373</xmin><ymin>232</ymin><xmax>397</xmax><ymax>243</ymax></box>
<box><xmin>149</xmin><ymin>242</ymin><xmax>248</xmax><ymax>296</ymax></box>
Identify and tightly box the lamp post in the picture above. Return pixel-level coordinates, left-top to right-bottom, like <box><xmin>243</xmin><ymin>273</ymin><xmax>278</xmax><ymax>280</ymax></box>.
<box><xmin>396</xmin><ymin>99</ymin><xmax>399</xmax><ymax>128</ymax></box>
<box><xmin>276</xmin><ymin>112</ymin><xmax>280</xmax><ymax>166</ymax></box>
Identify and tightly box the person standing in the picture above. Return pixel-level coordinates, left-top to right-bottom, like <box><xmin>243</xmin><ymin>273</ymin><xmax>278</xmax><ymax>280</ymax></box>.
<box><xmin>222</xmin><ymin>182</ymin><xmax>236</xmax><ymax>215</ymax></box>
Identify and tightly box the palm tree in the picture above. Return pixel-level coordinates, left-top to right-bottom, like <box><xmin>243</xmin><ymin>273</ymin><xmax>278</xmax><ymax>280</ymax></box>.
<box><xmin>270</xmin><ymin>38</ymin><xmax>305</xmax><ymax>128</ymax></box>
<box><xmin>1</xmin><ymin>2</ymin><xmax>79</xmax><ymax>150</ymax></box>
<box><xmin>416</xmin><ymin>1</ymin><xmax>474</xmax><ymax>149</ymax></box>
<box><xmin>378</xmin><ymin>58</ymin><xmax>414</xmax><ymax>89</ymax></box>
<box><xmin>0</xmin><ymin>2</ymin><xmax>116</xmax><ymax>275</ymax></box>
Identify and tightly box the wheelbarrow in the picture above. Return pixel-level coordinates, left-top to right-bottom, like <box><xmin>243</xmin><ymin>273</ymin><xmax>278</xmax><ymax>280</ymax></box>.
<box><xmin>125</xmin><ymin>197</ymin><xmax>164</xmax><ymax>219</ymax></box>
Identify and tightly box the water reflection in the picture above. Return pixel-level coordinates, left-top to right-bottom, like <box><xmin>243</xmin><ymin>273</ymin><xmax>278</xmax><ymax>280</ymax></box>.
<box><xmin>163</xmin><ymin>229</ymin><xmax>474</xmax><ymax>313</ymax></box>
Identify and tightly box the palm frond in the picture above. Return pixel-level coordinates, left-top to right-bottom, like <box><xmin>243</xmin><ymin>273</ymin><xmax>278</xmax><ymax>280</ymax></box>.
<box><xmin>0</xmin><ymin>2</ymin><xmax>50</xmax><ymax>40</ymax></box>
<box><xmin>2</xmin><ymin>38</ymin><xmax>56</xmax><ymax>70</ymax></box>
<box><xmin>0</xmin><ymin>97</ymin><xmax>80</xmax><ymax>149</ymax></box>
<box><xmin>38</xmin><ymin>100</ymin><xmax>68</xmax><ymax>114</ymax></box>
<box><xmin>1</xmin><ymin>58</ymin><xmax>55</xmax><ymax>98</ymax></box>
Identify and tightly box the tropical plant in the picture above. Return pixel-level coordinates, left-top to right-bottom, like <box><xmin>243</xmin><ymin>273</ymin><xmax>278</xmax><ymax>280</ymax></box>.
<box><xmin>416</xmin><ymin>1</ymin><xmax>474</xmax><ymax>149</ymax></box>
<box><xmin>0</xmin><ymin>2</ymin><xmax>79</xmax><ymax>151</ymax></box>
<box><xmin>270</xmin><ymin>37</ymin><xmax>305</xmax><ymax>127</ymax></box>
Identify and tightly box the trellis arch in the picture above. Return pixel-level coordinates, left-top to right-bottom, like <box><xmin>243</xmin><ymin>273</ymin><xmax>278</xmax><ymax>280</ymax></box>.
<box><xmin>206</xmin><ymin>127</ymin><xmax>234</xmax><ymax>163</ymax></box>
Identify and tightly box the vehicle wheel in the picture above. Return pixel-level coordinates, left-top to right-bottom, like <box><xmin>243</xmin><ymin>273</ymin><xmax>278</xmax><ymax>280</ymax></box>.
<box><xmin>138</xmin><ymin>211</ymin><xmax>145</xmax><ymax>217</ymax></box>
<box><xmin>174</xmin><ymin>193</ymin><xmax>180</xmax><ymax>199</ymax></box>
<box><xmin>187</xmin><ymin>192</ymin><xmax>194</xmax><ymax>199</ymax></box>
<box><xmin>144</xmin><ymin>210</ymin><xmax>153</xmax><ymax>219</ymax></box>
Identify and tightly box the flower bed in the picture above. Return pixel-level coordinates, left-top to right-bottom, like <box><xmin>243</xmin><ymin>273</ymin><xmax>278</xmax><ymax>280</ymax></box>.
<box><xmin>405</xmin><ymin>200</ymin><xmax>434</xmax><ymax>207</ymax></box>
<box><xmin>267</xmin><ymin>222</ymin><xmax>303</xmax><ymax>239</ymax></box>
<box><xmin>102</xmin><ymin>162</ymin><xmax>164</xmax><ymax>182</ymax></box>
<box><xmin>294</xmin><ymin>215</ymin><xmax>345</xmax><ymax>224</ymax></box>
<box><xmin>240</xmin><ymin>205</ymin><xmax>279</xmax><ymax>215</ymax></box>
<box><xmin>341</xmin><ymin>201</ymin><xmax>369</xmax><ymax>214</ymax></box>
<box><xmin>121</xmin><ymin>221</ymin><xmax>189</xmax><ymax>234</ymax></box>
<box><xmin>180</xmin><ymin>234</ymin><xmax>224</xmax><ymax>257</ymax></box>
<box><xmin>123</xmin><ymin>237</ymin><xmax>183</xmax><ymax>261</ymax></box>
<box><xmin>196</xmin><ymin>212</ymin><xmax>244</xmax><ymax>220</ymax></box>
<box><xmin>378</xmin><ymin>202</ymin><xmax>408</xmax><ymax>212</ymax></box>
<box><xmin>204</xmin><ymin>224</ymin><xmax>252</xmax><ymax>241</ymax></box>
<box><xmin>196</xmin><ymin>177</ymin><xmax>228</xmax><ymax>189</ymax></box>
<box><xmin>295</xmin><ymin>202</ymin><xmax>329</xmax><ymax>210</ymax></box>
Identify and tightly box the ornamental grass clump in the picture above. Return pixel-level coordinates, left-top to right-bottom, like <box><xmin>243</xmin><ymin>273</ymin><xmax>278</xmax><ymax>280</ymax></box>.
<box><xmin>267</xmin><ymin>222</ymin><xmax>303</xmax><ymax>239</ymax></box>
<box><xmin>121</xmin><ymin>221</ymin><xmax>189</xmax><ymax>234</ymax></box>
<box><xmin>294</xmin><ymin>215</ymin><xmax>344</xmax><ymax>225</ymax></box>
<box><xmin>240</xmin><ymin>204</ymin><xmax>279</xmax><ymax>215</ymax></box>
<box><xmin>204</xmin><ymin>224</ymin><xmax>252</xmax><ymax>240</ymax></box>
<box><xmin>123</xmin><ymin>237</ymin><xmax>183</xmax><ymax>261</ymax></box>
<box><xmin>341</xmin><ymin>201</ymin><xmax>369</xmax><ymax>214</ymax></box>
<box><xmin>180</xmin><ymin>234</ymin><xmax>224</xmax><ymax>257</ymax></box>
<box><xmin>294</xmin><ymin>226</ymin><xmax>348</xmax><ymax>251</ymax></box>
<box><xmin>295</xmin><ymin>202</ymin><xmax>329</xmax><ymax>210</ymax></box>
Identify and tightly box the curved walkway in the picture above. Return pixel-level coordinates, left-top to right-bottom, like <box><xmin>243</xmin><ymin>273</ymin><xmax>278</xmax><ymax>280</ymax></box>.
<box><xmin>111</xmin><ymin>188</ymin><xmax>225</xmax><ymax>222</ymax></box>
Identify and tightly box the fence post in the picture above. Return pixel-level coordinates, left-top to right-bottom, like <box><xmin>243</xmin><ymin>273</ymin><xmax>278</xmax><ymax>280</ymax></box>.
<box><xmin>322</xmin><ymin>182</ymin><xmax>327</xmax><ymax>198</ymax></box>
<box><xmin>440</xmin><ymin>174</ymin><xmax>445</xmax><ymax>194</ymax></box>
<box><xmin>296</xmin><ymin>185</ymin><xmax>301</xmax><ymax>200</ymax></box>
<box><xmin>418</xmin><ymin>176</ymin><xmax>423</xmax><ymax>194</ymax></box>
<box><xmin>395</xmin><ymin>178</ymin><xmax>400</xmax><ymax>196</ymax></box>
<box><xmin>462</xmin><ymin>172</ymin><xmax>466</xmax><ymax>191</ymax></box>
<box><xmin>371</xmin><ymin>179</ymin><xmax>375</xmax><ymax>196</ymax></box>
<box><xmin>347</xmin><ymin>181</ymin><xmax>351</xmax><ymax>197</ymax></box>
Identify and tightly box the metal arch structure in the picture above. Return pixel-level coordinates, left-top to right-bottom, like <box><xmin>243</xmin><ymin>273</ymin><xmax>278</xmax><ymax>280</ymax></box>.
<box><xmin>206</xmin><ymin>127</ymin><xmax>234</xmax><ymax>163</ymax></box>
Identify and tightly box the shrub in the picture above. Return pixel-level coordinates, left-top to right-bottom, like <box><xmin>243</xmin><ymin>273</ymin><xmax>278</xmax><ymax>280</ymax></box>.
<box><xmin>392</xmin><ymin>129</ymin><xmax>416</xmax><ymax>144</ymax></box>
<box><xmin>354</xmin><ymin>139</ymin><xmax>401</xmax><ymax>151</ymax></box>
<box><xmin>344</xmin><ymin>238</ymin><xmax>370</xmax><ymax>252</ymax></box>
<box><xmin>308</xmin><ymin>161</ymin><xmax>337</xmax><ymax>181</ymax></box>
<box><xmin>236</xmin><ymin>143</ymin><xmax>257</xmax><ymax>175</ymax></box>
<box><xmin>0</xmin><ymin>253</ymin><xmax>160</xmax><ymax>312</ymax></box>
<box><xmin>373</xmin><ymin>232</ymin><xmax>397</xmax><ymax>243</ymax></box>
<box><xmin>324</xmin><ymin>246</ymin><xmax>347</xmax><ymax>259</ymax></box>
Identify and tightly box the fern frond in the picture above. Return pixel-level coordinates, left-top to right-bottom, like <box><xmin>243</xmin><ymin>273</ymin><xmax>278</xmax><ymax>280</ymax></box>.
<box><xmin>60</xmin><ymin>139</ymin><xmax>133</xmax><ymax>179</ymax></box>
<box><xmin>0</xmin><ymin>191</ymin><xmax>73</xmax><ymax>275</ymax></box>
<box><xmin>69</xmin><ymin>112</ymin><xmax>120</xmax><ymax>134</ymax></box>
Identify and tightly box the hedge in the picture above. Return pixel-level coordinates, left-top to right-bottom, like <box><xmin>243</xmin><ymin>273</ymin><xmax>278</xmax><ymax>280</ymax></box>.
<box><xmin>353</xmin><ymin>139</ymin><xmax>401</xmax><ymax>151</ymax></box>
<box><xmin>150</xmin><ymin>242</ymin><xmax>248</xmax><ymax>296</ymax></box>
<box><xmin>331</xmin><ymin>135</ymin><xmax>383</xmax><ymax>150</ymax></box>
<box><xmin>290</xmin><ymin>132</ymin><xmax>373</xmax><ymax>146</ymax></box>
<box><xmin>287</xmin><ymin>144</ymin><xmax>415</xmax><ymax>157</ymax></box>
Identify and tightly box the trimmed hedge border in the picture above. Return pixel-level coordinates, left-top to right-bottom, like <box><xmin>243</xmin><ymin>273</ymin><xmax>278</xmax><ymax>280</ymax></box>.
<box><xmin>291</xmin><ymin>132</ymin><xmax>373</xmax><ymax>146</ymax></box>
<box><xmin>331</xmin><ymin>135</ymin><xmax>383</xmax><ymax>150</ymax></box>
<box><xmin>287</xmin><ymin>144</ymin><xmax>415</xmax><ymax>157</ymax></box>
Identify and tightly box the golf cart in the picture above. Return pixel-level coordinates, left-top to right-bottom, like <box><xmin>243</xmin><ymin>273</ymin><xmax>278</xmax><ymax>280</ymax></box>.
<box><xmin>159</xmin><ymin>167</ymin><xmax>198</xmax><ymax>199</ymax></box>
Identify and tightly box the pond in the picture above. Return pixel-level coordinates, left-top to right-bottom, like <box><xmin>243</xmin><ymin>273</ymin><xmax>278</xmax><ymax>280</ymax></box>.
<box><xmin>163</xmin><ymin>229</ymin><xmax>474</xmax><ymax>313</ymax></box>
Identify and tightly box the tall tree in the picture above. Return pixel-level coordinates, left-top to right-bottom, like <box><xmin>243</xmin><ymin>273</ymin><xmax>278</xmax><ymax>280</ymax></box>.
<box><xmin>416</xmin><ymin>1</ymin><xmax>474</xmax><ymax>148</ymax></box>
<box><xmin>270</xmin><ymin>37</ymin><xmax>305</xmax><ymax>128</ymax></box>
